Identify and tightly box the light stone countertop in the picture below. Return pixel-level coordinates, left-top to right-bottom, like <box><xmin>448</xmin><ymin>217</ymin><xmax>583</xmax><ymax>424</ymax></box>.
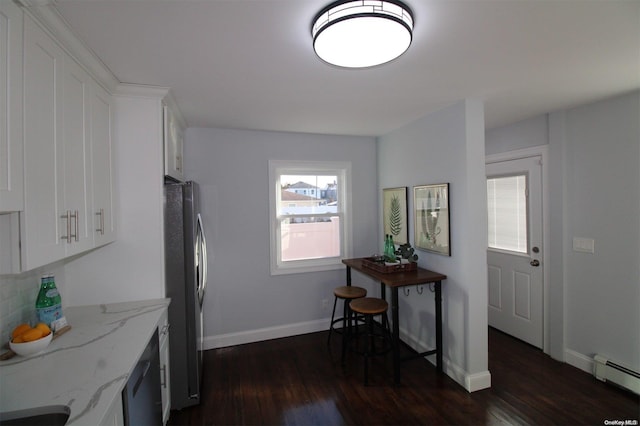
<box><xmin>0</xmin><ymin>298</ymin><xmax>170</xmax><ymax>425</ymax></box>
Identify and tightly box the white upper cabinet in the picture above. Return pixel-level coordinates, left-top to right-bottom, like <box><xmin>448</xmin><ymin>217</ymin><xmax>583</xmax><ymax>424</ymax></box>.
<box><xmin>0</xmin><ymin>5</ymin><xmax>118</xmax><ymax>273</ymax></box>
<box><xmin>163</xmin><ymin>100</ymin><xmax>185</xmax><ymax>182</ymax></box>
<box><xmin>21</xmin><ymin>15</ymin><xmax>67</xmax><ymax>269</ymax></box>
<box><xmin>0</xmin><ymin>0</ymin><xmax>24</xmax><ymax>212</ymax></box>
<box><xmin>62</xmin><ymin>52</ymin><xmax>94</xmax><ymax>256</ymax></box>
<box><xmin>91</xmin><ymin>82</ymin><xmax>116</xmax><ymax>247</ymax></box>
<box><xmin>16</xmin><ymin>15</ymin><xmax>116</xmax><ymax>271</ymax></box>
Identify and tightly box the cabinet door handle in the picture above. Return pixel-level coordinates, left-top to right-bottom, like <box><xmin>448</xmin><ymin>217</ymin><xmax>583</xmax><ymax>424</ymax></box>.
<box><xmin>96</xmin><ymin>208</ymin><xmax>104</xmax><ymax>235</ymax></box>
<box><xmin>60</xmin><ymin>211</ymin><xmax>71</xmax><ymax>243</ymax></box>
<box><xmin>73</xmin><ymin>210</ymin><xmax>79</xmax><ymax>242</ymax></box>
<box><xmin>160</xmin><ymin>365</ymin><xmax>167</xmax><ymax>388</ymax></box>
<box><xmin>68</xmin><ymin>210</ymin><xmax>78</xmax><ymax>242</ymax></box>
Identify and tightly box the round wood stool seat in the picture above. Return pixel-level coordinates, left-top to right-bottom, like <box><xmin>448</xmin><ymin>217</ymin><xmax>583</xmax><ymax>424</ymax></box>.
<box><xmin>334</xmin><ymin>285</ymin><xmax>367</xmax><ymax>300</ymax></box>
<box><xmin>327</xmin><ymin>285</ymin><xmax>367</xmax><ymax>349</ymax></box>
<box><xmin>349</xmin><ymin>297</ymin><xmax>388</xmax><ymax>315</ymax></box>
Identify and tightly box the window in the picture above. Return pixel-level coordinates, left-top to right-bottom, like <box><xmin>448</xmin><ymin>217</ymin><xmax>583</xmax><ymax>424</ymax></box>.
<box><xmin>269</xmin><ymin>160</ymin><xmax>352</xmax><ymax>275</ymax></box>
<box><xmin>487</xmin><ymin>174</ymin><xmax>528</xmax><ymax>253</ymax></box>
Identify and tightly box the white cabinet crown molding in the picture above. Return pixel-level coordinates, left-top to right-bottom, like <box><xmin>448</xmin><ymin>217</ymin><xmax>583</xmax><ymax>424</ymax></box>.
<box><xmin>15</xmin><ymin>0</ymin><xmax>50</xmax><ymax>6</ymax></box>
<box><xmin>17</xmin><ymin>0</ymin><xmax>119</xmax><ymax>93</ymax></box>
<box><xmin>114</xmin><ymin>83</ymin><xmax>170</xmax><ymax>100</ymax></box>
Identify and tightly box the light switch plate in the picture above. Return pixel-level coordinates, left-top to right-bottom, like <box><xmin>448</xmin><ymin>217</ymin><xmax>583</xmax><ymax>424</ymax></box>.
<box><xmin>573</xmin><ymin>237</ymin><xmax>595</xmax><ymax>253</ymax></box>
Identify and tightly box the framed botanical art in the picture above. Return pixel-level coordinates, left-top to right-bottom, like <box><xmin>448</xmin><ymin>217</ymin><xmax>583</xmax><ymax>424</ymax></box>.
<box><xmin>414</xmin><ymin>183</ymin><xmax>450</xmax><ymax>256</ymax></box>
<box><xmin>383</xmin><ymin>187</ymin><xmax>408</xmax><ymax>245</ymax></box>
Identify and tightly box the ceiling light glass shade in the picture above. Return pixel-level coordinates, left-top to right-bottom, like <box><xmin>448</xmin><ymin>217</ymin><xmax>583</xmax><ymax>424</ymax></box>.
<box><xmin>312</xmin><ymin>0</ymin><xmax>414</xmax><ymax>68</ymax></box>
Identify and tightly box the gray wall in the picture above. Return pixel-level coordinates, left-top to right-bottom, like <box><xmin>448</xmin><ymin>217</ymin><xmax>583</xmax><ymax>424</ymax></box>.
<box><xmin>183</xmin><ymin>128</ymin><xmax>379</xmax><ymax>347</ymax></box>
<box><xmin>560</xmin><ymin>91</ymin><xmax>639</xmax><ymax>370</ymax></box>
<box><xmin>486</xmin><ymin>90</ymin><xmax>640</xmax><ymax>372</ymax></box>
<box><xmin>378</xmin><ymin>99</ymin><xmax>490</xmax><ymax>391</ymax></box>
<box><xmin>485</xmin><ymin>114</ymin><xmax>547</xmax><ymax>155</ymax></box>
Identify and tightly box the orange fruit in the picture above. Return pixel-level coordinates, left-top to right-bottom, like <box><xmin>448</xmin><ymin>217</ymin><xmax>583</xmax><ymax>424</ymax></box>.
<box><xmin>11</xmin><ymin>323</ymin><xmax>31</xmax><ymax>340</ymax></box>
<box><xmin>35</xmin><ymin>322</ymin><xmax>51</xmax><ymax>336</ymax></box>
<box><xmin>21</xmin><ymin>328</ymin><xmax>44</xmax><ymax>342</ymax></box>
<box><xmin>12</xmin><ymin>335</ymin><xmax>25</xmax><ymax>343</ymax></box>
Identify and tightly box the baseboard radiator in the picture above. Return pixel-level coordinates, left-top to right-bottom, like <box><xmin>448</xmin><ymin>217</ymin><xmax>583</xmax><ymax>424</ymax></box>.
<box><xmin>593</xmin><ymin>355</ymin><xmax>640</xmax><ymax>395</ymax></box>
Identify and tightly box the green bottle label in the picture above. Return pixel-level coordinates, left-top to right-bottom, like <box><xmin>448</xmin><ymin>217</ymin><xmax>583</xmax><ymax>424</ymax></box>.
<box><xmin>45</xmin><ymin>289</ymin><xmax>59</xmax><ymax>298</ymax></box>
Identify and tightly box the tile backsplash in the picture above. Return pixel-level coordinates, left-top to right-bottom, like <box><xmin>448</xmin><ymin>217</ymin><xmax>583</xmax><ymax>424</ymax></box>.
<box><xmin>0</xmin><ymin>263</ymin><xmax>65</xmax><ymax>345</ymax></box>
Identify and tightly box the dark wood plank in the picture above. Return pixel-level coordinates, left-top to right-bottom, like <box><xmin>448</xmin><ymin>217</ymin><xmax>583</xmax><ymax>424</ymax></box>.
<box><xmin>168</xmin><ymin>328</ymin><xmax>639</xmax><ymax>425</ymax></box>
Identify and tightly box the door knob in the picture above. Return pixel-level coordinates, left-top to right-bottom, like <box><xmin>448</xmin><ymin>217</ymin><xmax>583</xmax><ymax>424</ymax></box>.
<box><xmin>530</xmin><ymin>259</ymin><xmax>540</xmax><ymax>267</ymax></box>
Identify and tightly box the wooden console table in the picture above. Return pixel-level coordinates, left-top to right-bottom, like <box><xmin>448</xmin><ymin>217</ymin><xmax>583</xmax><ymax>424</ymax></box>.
<box><xmin>342</xmin><ymin>258</ymin><xmax>447</xmax><ymax>384</ymax></box>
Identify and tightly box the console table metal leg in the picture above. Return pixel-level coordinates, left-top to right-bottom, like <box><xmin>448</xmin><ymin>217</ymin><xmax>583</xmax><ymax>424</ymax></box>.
<box><xmin>435</xmin><ymin>280</ymin><xmax>443</xmax><ymax>373</ymax></box>
<box><xmin>391</xmin><ymin>288</ymin><xmax>401</xmax><ymax>384</ymax></box>
<box><xmin>346</xmin><ymin>267</ymin><xmax>352</xmax><ymax>286</ymax></box>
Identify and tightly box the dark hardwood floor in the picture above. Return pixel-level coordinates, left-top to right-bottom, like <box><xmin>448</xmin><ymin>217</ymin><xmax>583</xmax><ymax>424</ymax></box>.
<box><xmin>168</xmin><ymin>328</ymin><xmax>639</xmax><ymax>425</ymax></box>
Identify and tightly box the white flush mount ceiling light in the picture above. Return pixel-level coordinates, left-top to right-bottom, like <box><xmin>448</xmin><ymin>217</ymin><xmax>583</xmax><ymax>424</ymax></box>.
<box><xmin>312</xmin><ymin>0</ymin><xmax>414</xmax><ymax>69</ymax></box>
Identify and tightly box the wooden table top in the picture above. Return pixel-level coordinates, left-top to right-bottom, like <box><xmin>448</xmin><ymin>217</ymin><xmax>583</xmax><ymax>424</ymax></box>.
<box><xmin>342</xmin><ymin>258</ymin><xmax>446</xmax><ymax>288</ymax></box>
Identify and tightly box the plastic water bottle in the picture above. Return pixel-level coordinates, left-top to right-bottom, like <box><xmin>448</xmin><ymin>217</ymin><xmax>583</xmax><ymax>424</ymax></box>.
<box><xmin>35</xmin><ymin>275</ymin><xmax>63</xmax><ymax>327</ymax></box>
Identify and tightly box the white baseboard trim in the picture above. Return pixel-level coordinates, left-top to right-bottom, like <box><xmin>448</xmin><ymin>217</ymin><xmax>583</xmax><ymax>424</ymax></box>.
<box><xmin>466</xmin><ymin>371</ymin><xmax>492</xmax><ymax>392</ymax></box>
<box><xmin>565</xmin><ymin>348</ymin><xmax>594</xmax><ymax>374</ymax></box>
<box><xmin>203</xmin><ymin>318</ymin><xmax>330</xmax><ymax>350</ymax></box>
<box><xmin>399</xmin><ymin>327</ymin><xmax>491</xmax><ymax>392</ymax></box>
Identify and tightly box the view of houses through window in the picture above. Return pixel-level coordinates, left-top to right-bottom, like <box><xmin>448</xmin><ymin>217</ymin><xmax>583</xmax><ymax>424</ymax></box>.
<box><xmin>279</xmin><ymin>175</ymin><xmax>340</xmax><ymax>261</ymax></box>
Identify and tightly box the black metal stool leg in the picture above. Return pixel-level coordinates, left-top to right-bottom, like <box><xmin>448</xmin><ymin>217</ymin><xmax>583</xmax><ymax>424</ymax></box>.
<box><xmin>382</xmin><ymin>312</ymin><xmax>392</xmax><ymax>352</ymax></box>
<box><xmin>364</xmin><ymin>314</ymin><xmax>373</xmax><ymax>385</ymax></box>
<box><xmin>341</xmin><ymin>298</ymin><xmax>349</xmax><ymax>365</ymax></box>
<box><xmin>327</xmin><ymin>295</ymin><xmax>338</xmax><ymax>346</ymax></box>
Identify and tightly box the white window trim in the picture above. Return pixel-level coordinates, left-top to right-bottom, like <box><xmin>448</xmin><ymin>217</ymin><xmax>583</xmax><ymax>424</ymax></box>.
<box><xmin>269</xmin><ymin>160</ymin><xmax>352</xmax><ymax>275</ymax></box>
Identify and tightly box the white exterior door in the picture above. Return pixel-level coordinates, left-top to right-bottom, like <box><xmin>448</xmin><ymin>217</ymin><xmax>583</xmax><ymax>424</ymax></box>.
<box><xmin>487</xmin><ymin>155</ymin><xmax>543</xmax><ymax>348</ymax></box>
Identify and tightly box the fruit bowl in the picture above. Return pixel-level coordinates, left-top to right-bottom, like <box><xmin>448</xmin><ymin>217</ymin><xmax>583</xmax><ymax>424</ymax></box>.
<box><xmin>10</xmin><ymin>332</ymin><xmax>53</xmax><ymax>357</ymax></box>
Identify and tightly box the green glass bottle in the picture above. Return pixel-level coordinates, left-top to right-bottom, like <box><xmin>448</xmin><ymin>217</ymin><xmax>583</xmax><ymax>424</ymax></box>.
<box><xmin>35</xmin><ymin>275</ymin><xmax>63</xmax><ymax>327</ymax></box>
<box><xmin>384</xmin><ymin>234</ymin><xmax>395</xmax><ymax>262</ymax></box>
<box><xmin>383</xmin><ymin>234</ymin><xmax>389</xmax><ymax>260</ymax></box>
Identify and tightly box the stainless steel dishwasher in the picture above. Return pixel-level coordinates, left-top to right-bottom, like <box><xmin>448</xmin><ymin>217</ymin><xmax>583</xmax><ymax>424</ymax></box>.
<box><xmin>122</xmin><ymin>329</ymin><xmax>162</xmax><ymax>425</ymax></box>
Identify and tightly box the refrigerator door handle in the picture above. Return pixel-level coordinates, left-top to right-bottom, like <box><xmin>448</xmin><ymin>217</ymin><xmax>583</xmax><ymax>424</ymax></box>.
<box><xmin>196</xmin><ymin>213</ymin><xmax>207</xmax><ymax>306</ymax></box>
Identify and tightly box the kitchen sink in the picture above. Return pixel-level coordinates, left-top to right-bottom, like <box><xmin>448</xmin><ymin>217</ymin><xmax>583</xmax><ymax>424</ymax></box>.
<box><xmin>0</xmin><ymin>405</ymin><xmax>70</xmax><ymax>426</ymax></box>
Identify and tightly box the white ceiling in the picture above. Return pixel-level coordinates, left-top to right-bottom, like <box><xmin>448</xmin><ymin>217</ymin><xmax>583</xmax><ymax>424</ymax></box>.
<box><xmin>54</xmin><ymin>0</ymin><xmax>639</xmax><ymax>137</ymax></box>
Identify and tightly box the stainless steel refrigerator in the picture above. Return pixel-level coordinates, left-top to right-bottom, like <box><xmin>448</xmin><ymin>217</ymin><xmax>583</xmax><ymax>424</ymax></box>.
<box><xmin>164</xmin><ymin>181</ymin><xmax>208</xmax><ymax>410</ymax></box>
